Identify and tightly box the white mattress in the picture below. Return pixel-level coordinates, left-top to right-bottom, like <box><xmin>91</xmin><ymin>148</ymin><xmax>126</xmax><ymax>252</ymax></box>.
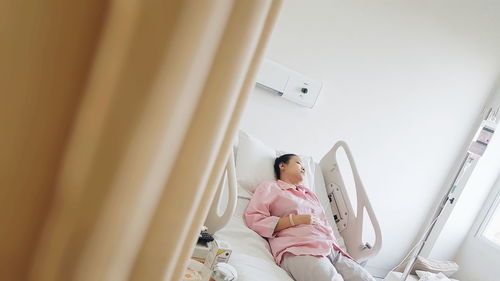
<box><xmin>214</xmin><ymin>164</ymin><xmax>348</xmax><ymax>281</ymax></box>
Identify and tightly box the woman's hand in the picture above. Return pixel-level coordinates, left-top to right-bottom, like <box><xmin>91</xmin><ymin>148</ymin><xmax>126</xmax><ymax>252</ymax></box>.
<box><xmin>293</xmin><ymin>214</ymin><xmax>312</xmax><ymax>225</ymax></box>
<box><xmin>274</xmin><ymin>214</ymin><xmax>320</xmax><ymax>232</ymax></box>
<box><xmin>293</xmin><ymin>214</ymin><xmax>320</xmax><ymax>225</ymax></box>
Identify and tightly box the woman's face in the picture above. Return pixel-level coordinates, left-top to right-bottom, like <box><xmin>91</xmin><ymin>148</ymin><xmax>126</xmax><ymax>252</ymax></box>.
<box><xmin>280</xmin><ymin>155</ymin><xmax>305</xmax><ymax>184</ymax></box>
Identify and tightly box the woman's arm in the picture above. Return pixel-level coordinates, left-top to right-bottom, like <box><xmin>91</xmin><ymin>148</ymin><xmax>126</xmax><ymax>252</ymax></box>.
<box><xmin>274</xmin><ymin>214</ymin><xmax>312</xmax><ymax>232</ymax></box>
<box><xmin>245</xmin><ymin>182</ymin><xmax>316</xmax><ymax>237</ymax></box>
<box><xmin>244</xmin><ymin>183</ymin><xmax>281</xmax><ymax>238</ymax></box>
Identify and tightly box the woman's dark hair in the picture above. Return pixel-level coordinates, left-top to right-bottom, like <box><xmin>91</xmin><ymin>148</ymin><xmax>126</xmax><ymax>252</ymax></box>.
<box><xmin>273</xmin><ymin>154</ymin><xmax>297</xmax><ymax>179</ymax></box>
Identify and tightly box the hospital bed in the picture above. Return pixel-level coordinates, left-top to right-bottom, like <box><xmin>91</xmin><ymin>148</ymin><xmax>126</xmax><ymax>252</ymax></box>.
<box><xmin>204</xmin><ymin>131</ymin><xmax>382</xmax><ymax>280</ymax></box>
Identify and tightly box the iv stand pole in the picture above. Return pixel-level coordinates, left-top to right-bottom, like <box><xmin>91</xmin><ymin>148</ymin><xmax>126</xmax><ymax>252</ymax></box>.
<box><xmin>399</xmin><ymin>105</ymin><xmax>498</xmax><ymax>281</ymax></box>
<box><xmin>400</xmin><ymin>155</ymin><xmax>470</xmax><ymax>281</ymax></box>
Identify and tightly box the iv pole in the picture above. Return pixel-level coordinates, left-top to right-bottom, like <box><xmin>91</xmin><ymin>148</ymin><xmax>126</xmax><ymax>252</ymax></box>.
<box><xmin>396</xmin><ymin>91</ymin><xmax>500</xmax><ymax>281</ymax></box>
<box><xmin>399</xmin><ymin>155</ymin><xmax>474</xmax><ymax>281</ymax></box>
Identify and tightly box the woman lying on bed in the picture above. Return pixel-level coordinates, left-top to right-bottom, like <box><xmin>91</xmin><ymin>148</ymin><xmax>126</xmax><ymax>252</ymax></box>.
<box><xmin>244</xmin><ymin>154</ymin><xmax>375</xmax><ymax>281</ymax></box>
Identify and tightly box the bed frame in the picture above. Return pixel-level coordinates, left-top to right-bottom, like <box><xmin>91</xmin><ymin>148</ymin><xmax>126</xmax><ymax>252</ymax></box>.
<box><xmin>206</xmin><ymin>140</ymin><xmax>382</xmax><ymax>263</ymax></box>
<box><xmin>320</xmin><ymin>141</ymin><xmax>382</xmax><ymax>262</ymax></box>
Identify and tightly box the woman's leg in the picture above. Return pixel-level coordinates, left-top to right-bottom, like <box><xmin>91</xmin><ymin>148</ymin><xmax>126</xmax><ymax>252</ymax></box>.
<box><xmin>329</xmin><ymin>251</ymin><xmax>376</xmax><ymax>281</ymax></box>
<box><xmin>280</xmin><ymin>253</ymin><xmax>344</xmax><ymax>281</ymax></box>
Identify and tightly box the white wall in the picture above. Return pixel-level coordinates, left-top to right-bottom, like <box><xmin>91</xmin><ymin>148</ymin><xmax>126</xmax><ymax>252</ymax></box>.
<box><xmin>238</xmin><ymin>0</ymin><xmax>500</xmax><ymax>277</ymax></box>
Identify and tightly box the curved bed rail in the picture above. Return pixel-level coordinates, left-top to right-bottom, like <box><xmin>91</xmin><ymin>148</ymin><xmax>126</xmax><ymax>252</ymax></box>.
<box><xmin>320</xmin><ymin>141</ymin><xmax>382</xmax><ymax>263</ymax></box>
<box><xmin>205</xmin><ymin>150</ymin><xmax>238</xmax><ymax>234</ymax></box>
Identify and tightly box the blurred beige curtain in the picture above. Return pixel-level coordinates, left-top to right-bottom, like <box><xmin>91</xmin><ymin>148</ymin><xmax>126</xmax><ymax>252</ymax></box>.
<box><xmin>0</xmin><ymin>0</ymin><xmax>282</xmax><ymax>281</ymax></box>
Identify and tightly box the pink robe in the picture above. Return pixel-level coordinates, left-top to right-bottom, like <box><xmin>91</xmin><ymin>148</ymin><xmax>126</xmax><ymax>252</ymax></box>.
<box><xmin>244</xmin><ymin>180</ymin><xmax>350</xmax><ymax>265</ymax></box>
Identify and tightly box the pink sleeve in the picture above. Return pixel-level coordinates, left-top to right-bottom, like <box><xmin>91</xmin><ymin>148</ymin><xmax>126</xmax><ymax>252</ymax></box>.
<box><xmin>244</xmin><ymin>182</ymin><xmax>280</xmax><ymax>238</ymax></box>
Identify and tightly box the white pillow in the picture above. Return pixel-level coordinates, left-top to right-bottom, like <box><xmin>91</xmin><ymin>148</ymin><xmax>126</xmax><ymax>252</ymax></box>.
<box><xmin>416</xmin><ymin>270</ymin><xmax>451</xmax><ymax>281</ymax></box>
<box><xmin>235</xmin><ymin>131</ymin><xmax>317</xmax><ymax>194</ymax></box>
<box><xmin>235</xmin><ymin>131</ymin><xmax>277</xmax><ymax>193</ymax></box>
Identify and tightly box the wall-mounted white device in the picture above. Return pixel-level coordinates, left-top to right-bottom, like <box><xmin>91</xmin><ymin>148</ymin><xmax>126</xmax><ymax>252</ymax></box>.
<box><xmin>255</xmin><ymin>58</ymin><xmax>323</xmax><ymax>108</ymax></box>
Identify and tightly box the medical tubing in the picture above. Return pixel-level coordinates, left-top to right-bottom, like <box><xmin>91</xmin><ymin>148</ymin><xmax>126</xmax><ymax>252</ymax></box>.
<box><xmin>289</xmin><ymin>214</ymin><xmax>295</xmax><ymax>226</ymax></box>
